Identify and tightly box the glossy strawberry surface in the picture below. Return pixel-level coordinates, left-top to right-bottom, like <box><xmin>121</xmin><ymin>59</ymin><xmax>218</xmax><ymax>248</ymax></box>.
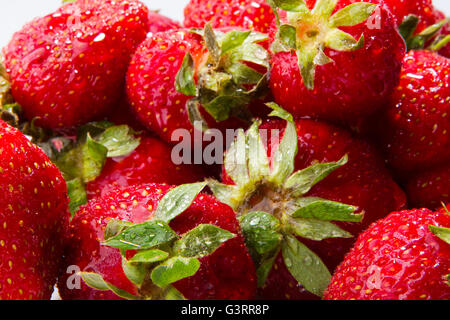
<box><xmin>0</xmin><ymin>120</ymin><xmax>69</xmax><ymax>300</ymax></box>
<box><xmin>59</xmin><ymin>183</ymin><xmax>257</xmax><ymax>300</ymax></box>
<box><xmin>324</xmin><ymin>207</ymin><xmax>450</xmax><ymax>300</ymax></box>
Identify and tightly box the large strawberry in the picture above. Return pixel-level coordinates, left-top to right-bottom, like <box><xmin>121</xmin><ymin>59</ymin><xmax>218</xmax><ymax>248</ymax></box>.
<box><xmin>2</xmin><ymin>0</ymin><xmax>150</xmax><ymax>129</ymax></box>
<box><xmin>324</xmin><ymin>207</ymin><xmax>450</xmax><ymax>300</ymax></box>
<box><xmin>58</xmin><ymin>183</ymin><xmax>257</xmax><ymax>300</ymax></box>
<box><xmin>147</xmin><ymin>11</ymin><xmax>181</xmax><ymax>34</ymax></box>
<box><xmin>0</xmin><ymin>120</ymin><xmax>69</xmax><ymax>300</ymax></box>
<box><xmin>86</xmin><ymin>135</ymin><xmax>207</xmax><ymax>199</ymax></box>
<box><xmin>268</xmin><ymin>0</ymin><xmax>405</xmax><ymax>125</ymax></box>
<box><xmin>207</xmin><ymin>104</ymin><xmax>406</xmax><ymax>299</ymax></box>
<box><xmin>378</xmin><ymin>50</ymin><xmax>450</xmax><ymax>173</ymax></box>
<box><xmin>126</xmin><ymin>25</ymin><xmax>269</xmax><ymax>144</ymax></box>
<box><xmin>406</xmin><ymin>164</ymin><xmax>450</xmax><ymax>210</ymax></box>
<box><xmin>184</xmin><ymin>0</ymin><xmax>275</xmax><ymax>33</ymax></box>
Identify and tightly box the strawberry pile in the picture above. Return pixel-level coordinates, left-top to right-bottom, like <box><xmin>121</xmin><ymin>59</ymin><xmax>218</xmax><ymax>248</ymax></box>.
<box><xmin>0</xmin><ymin>0</ymin><xmax>448</xmax><ymax>300</ymax></box>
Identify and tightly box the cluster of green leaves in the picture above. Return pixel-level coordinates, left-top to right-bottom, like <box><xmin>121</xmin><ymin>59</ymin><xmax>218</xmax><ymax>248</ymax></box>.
<box><xmin>268</xmin><ymin>0</ymin><xmax>376</xmax><ymax>89</ymax></box>
<box><xmin>175</xmin><ymin>24</ymin><xmax>269</xmax><ymax>131</ymax></box>
<box><xmin>51</xmin><ymin>122</ymin><xmax>141</xmax><ymax>214</ymax></box>
<box><xmin>208</xmin><ymin>103</ymin><xmax>362</xmax><ymax>297</ymax></box>
<box><xmin>399</xmin><ymin>15</ymin><xmax>450</xmax><ymax>51</ymax></box>
<box><xmin>80</xmin><ymin>183</ymin><xmax>236</xmax><ymax>300</ymax></box>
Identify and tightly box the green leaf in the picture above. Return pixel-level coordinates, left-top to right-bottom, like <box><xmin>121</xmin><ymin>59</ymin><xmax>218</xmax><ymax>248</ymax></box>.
<box><xmin>163</xmin><ymin>286</ymin><xmax>187</xmax><ymax>300</ymax></box>
<box><xmin>268</xmin><ymin>119</ymin><xmax>298</xmax><ymax>186</ymax></box>
<box><xmin>292</xmin><ymin>197</ymin><xmax>361</xmax><ymax>222</ymax></box>
<box><xmin>202</xmin><ymin>96</ymin><xmax>234</xmax><ymax>121</ymax></box>
<box><xmin>103</xmin><ymin>220</ymin><xmax>177</xmax><ymax>250</ymax></box>
<box><xmin>96</xmin><ymin>125</ymin><xmax>140</xmax><ymax>158</ymax></box>
<box><xmin>128</xmin><ymin>249</ymin><xmax>169</xmax><ymax>264</ymax></box>
<box><xmin>281</xmin><ymin>235</ymin><xmax>331</xmax><ymax>297</ymax></box>
<box><xmin>429</xmin><ymin>225</ymin><xmax>450</xmax><ymax>245</ymax></box>
<box><xmin>174</xmin><ymin>224</ymin><xmax>236</xmax><ymax>258</ymax></box>
<box><xmin>154</xmin><ymin>182</ymin><xmax>207</xmax><ymax>223</ymax></box>
<box><xmin>151</xmin><ymin>257</ymin><xmax>201</xmax><ymax>288</ymax></box>
<box><xmin>329</xmin><ymin>3</ymin><xmax>377</xmax><ymax>27</ymax></box>
<box><xmin>278</xmin><ymin>24</ymin><xmax>297</xmax><ymax>50</ymax></box>
<box><xmin>247</xmin><ymin>120</ymin><xmax>270</xmax><ymax>183</ymax></box>
<box><xmin>408</xmin><ymin>19</ymin><xmax>448</xmax><ymax>50</ymax></box>
<box><xmin>227</xmin><ymin>62</ymin><xmax>264</xmax><ymax>85</ymax></box>
<box><xmin>398</xmin><ymin>15</ymin><xmax>420</xmax><ymax>41</ymax></box>
<box><xmin>325</xmin><ymin>29</ymin><xmax>364</xmax><ymax>51</ymax></box>
<box><xmin>284</xmin><ymin>155</ymin><xmax>348</xmax><ymax>196</ymax></box>
<box><xmin>122</xmin><ymin>257</ymin><xmax>147</xmax><ymax>286</ymax></box>
<box><xmin>296</xmin><ymin>46</ymin><xmax>319</xmax><ymax>90</ymax></box>
<box><xmin>430</xmin><ymin>34</ymin><xmax>450</xmax><ymax>51</ymax></box>
<box><xmin>266</xmin><ymin>102</ymin><xmax>294</xmax><ymax>123</ymax></box>
<box><xmin>186</xmin><ymin>99</ymin><xmax>209</xmax><ymax>132</ymax></box>
<box><xmin>79</xmin><ymin>272</ymin><xmax>140</xmax><ymax>300</ymax></box>
<box><xmin>273</xmin><ymin>0</ymin><xmax>309</xmax><ymax>13</ymax></box>
<box><xmin>104</xmin><ymin>219</ymin><xmax>135</xmax><ymax>241</ymax></box>
<box><xmin>220</xmin><ymin>30</ymin><xmax>251</xmax><ymax>55</ymax></box>
<box><xmin>224</xmin><ymin>129</ymin><xmax>249</xmax><ymax>187</ymax></box>
<box><xmin>56</xmin><ymin>134</ymin><xmax>108</xmax><ymax>183</ymax></box>
<box><xmin>66</xmin><ymin>178</ymin><xmax>87</xmax><ymax>216</ymax></box>
<box><xmin>256</xmin><ymin>251</ymin><xmax>279</xmax><ymax>288</ymax></box>
<box><xmin>239</xmin><ymin>212</ymin><xmax>283</xmax><ymax>255</ymax></box>
<box><xmin>206</xmin><ymin>180</ymin><xmax>240</xmax><ymax>211</ymax></box>
<box><xmin>175</xmin><ymin>53</ymin><xmax>197</xmax><ymax>97</ymax></box>
<box><xmin>288</xmin><ymin>217</ymin><xmax>353</xmax><ymax>241</ymax></box>
<box><xmin>312</xmin><ymin>0</ymin><xmax>337</xmax><ymax>19</ymax></box>
<box><xmin>204</xmin><ymin>23</ymin><xmax>221</xmax><ymax>65</ymax></box>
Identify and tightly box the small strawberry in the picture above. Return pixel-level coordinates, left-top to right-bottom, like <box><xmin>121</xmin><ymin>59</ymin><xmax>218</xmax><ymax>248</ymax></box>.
<box><xmin>406</xmin><ymin>164</ymin><xmax>450</xmax><ymax>210</ymax></box>
<box><xmin>184</xmin><ymin>0</ymin><xmax>275</xmax><ymax>33</ymax></box>
<box><xmin>2</xmin><ymin>0</ymin><xmax>150</xmax><ymax>129</ymax></box>
<box><xmin>324</xmin><ymin>207</ymin><xmax>450</xmax><ymax>300</ymax></box>
<box><xmin>268</xmin><ymin>0</ymin><xmax>405</xmax><ymax>125</ymax></box>
<box><xmin>126</xmin><ymin>26</ymin><xmax>270</xmax><ymax>144</ymax></box>
<box><xmin>86</xmin><ymin>135</ymin><xmax>207</xmax><ymax>199</ymax></box>
<box><xmin>378</xmin><ymin>50</ymin><xmax>450</xmax><ymax>173</ymax></box>
<box><xmin>148</xmin><ymin>11</ymin><xmax>181</xmax><ymax>34</ymax></box>
<box><xmin>58</xmin><ymin>183</ymin><xmax>257</xmax><ymax>300</ymax></box>
<box><xmin>208</xmin><ymin>104</ymin><xmax>406</xmax><ymax>299</ymax></box>
<box><xmin>0</xmin><ymin>120</ymin><xmax>69</xmax><ymax>300</ymax></box>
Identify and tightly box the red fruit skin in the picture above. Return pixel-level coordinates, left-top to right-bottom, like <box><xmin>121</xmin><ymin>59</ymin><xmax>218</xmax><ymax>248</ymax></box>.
<box><xmin>3</xmin><ymin>0</ymin><xmax>150</xmax><ymax>129</ymax></box>
<box><xmin>269</xmin><ymin>0</ymin><xmax>405</xmax><ymax>125</ymax></box>
<box><xmin>126</xmin><ymin>29</ymin><xmax>257</xmax><ymax>145</ymax></box>
<box><xmin>184</xmin><ymin>0</ymin><xmax>275</xmax><ymax>33</ymax></box>
<box><xmin>86</xmin><ymin>135</ymin><xmax>207</xmax><ymax>199</ymax></box>
<box><xmin>147</xmin><ymin>11</ymin><xmax>181</xmax><ymax>34</ymax></box>
<box><xmin>324</xmin><ymin>208</ymin><xmax>450</xmax><ymax>300</ymax></box>
<box><xmin>223</xmin><ymin>119</ymin><xmax>407</xmax><ymax>299</ymax></box>
<box><xmin>406</xmin><ymin>164</ymin><xmax>450</xmax><ymax>210</ymax></box>
<box><xmin>379</xmin><ymin>50</ymin><xmax>450</xmax><ymax>173</ymax></box>
<box><xmin>0</xmin><ymin>120</ymin><xmax>69</xmax><ymax>300</ymax></box>
<box><xmin>58</xmin><ymin>183</ymin><xmax>257</xmax><ymax>300</ymax></box>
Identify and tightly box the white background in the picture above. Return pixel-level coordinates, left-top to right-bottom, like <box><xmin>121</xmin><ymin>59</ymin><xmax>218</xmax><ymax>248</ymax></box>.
<box><xmin>0</xmin><ymin>0</ymin><xmax>449</xmax><ymax>47</ymax></box>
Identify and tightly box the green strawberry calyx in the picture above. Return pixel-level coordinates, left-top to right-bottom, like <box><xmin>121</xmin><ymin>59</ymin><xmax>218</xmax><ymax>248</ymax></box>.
<box><xmin>79</xmin><ymin>182</ymin><xmax>236</xmax><ymax>300</ymax></box>
<box><xmin>207</xmin><ymin>103</ymin><xmax>363</xmax><ymax>297</ymax></box>
<box><xmin>269</xmin><ymin>0</ymin><xmax>376</xmax><ymax>90</ymax></box>
<box><xmin>175</xmin><ymin>24</ymin><xmax>270</xmax><ymax>131</ymax></box>
<box><xmin>399</xmin><ymin>15</ymin><xmax>450</xmax><ymax>51</ymax></box>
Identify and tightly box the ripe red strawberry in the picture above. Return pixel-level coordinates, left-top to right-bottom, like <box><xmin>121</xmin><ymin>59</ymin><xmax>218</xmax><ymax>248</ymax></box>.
<box><xmin>406</xmin><ymin>164</ymin><xmax>450</xmax><ymax>210</ymax></box>
<box><xmin>378</xmin><ymin>50</ymin><xmax>450</xmax><ymax>173</ymax></box>
<box><xmin>209</xmin><ymin>105</ymin><xmax>406</xmax><ymax>300</ymax></box>
<box><xmin>184</xmin><ymin>0</ymin><xmax>275</xmax><ymax>33</ymax></box>
<box><xmin>324</xmin><ymin>207</ymin><xmax>450</xmax><ymax>300</ymax></box>
<box><xmin>126</xmin><ymin>27</ymin><xmax>269</xmax><ymax>144</ymax></box>
<box><xmin>0</xmin><ymin>120</ymin><xmax>69</xmax><ymax>300</ymax></box>
<box><xmin>86</xmin><ymin>135</ymin><xmax>207</xmax><ymax>199</ymax></box>
<box><xmin>2</xmin><ymin>0</ymin><xmax>150</xmax><ymax>129</ymax></box>
<box><xmin>269</xmin><ymin>0</ymin><xmax>405</xmax><ymax>125</ymax></box>
<box><xmin>58</xmin><ymin>183</ymin><xmax>257</xmax><ymax>300</ymax></box>
<box><xmin>147</xmin><ymin>11</ymin><xmax>181</xmax><ymax>34</ymax></box>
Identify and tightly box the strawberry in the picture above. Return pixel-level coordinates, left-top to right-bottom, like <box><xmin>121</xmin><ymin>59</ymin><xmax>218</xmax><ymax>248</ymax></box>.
<box><xmin>378</xmin><ymin>50</ymin><xmax>450</xmax><ymax>173</ymax></box>
<box><xmin>126</xmin><ymin>26</ymin><xmax>269</xmax><ymax>144</ymax></box>
<box><xmin>86</xmin><ymin>135</ymin><xmax>207</xmax><ymax>199</ymax></box>
<box><xmin>406</xmin><ymin>164</ymin><xmax>450</xmax><ymax>210</ymax></box>
<box><xmin>268</xmin><ymin>0</ymin><xmax>405</xmax><ymax>126</ymax></box>
<box><xmin>184</xmin><ymin>0</ymin><xmax>275</xmax><ymax>33</ymax></box>
<box><xmin>208</xmin><ymin>104</ymin><xmax>406</xmax><ymax>299</ymax></box>
<box><xmin>0</xmin><ymin>120</ymin><xmax>69</xmax><ymax>300</ymax></box>
<box><xmin>58</xmin><ymin>183</ymin><xmax>257</xmax><ymax>300</ymax></box>
<box><xmin>324</xmin><ymin>207</ymin><xmax>450</xmax><ymax>300</ymax></box>
<box><xmin>2</xmin><ymin>0</ymin><xmax>150</xmax><ymax>129</ymax></box>
<box><xmin>148</xmin><ymin>11</ymin><xmax>181</xmax><ymax>34</ymax></box>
